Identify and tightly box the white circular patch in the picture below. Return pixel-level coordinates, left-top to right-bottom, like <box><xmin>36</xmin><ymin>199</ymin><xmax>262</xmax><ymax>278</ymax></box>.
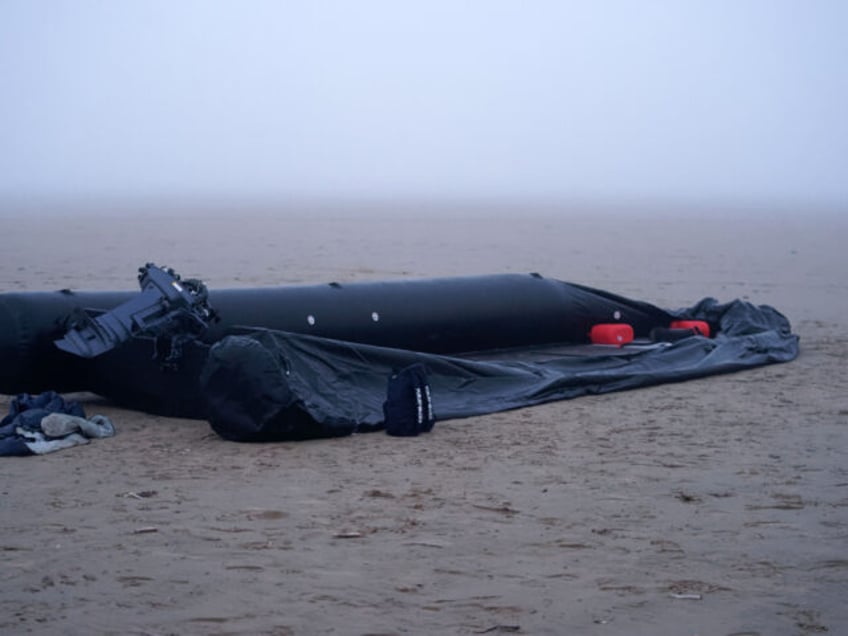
<box><xmin>371</xmin><ymin>311</ymin><xmax>380</xmax><ymax>322</ymax></box>
<box><xmin>613</xmin><ymin>310</ymin><xmax>622</xmax><ymax>320</ymax></box>
<box><xmin>307</xmin><ymin>315</ymin><xmax>316</xmax><ymax>326</ymax></box>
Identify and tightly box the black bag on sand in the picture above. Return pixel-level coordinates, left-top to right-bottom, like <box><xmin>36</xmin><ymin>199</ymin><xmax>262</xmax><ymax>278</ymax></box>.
<box><xmin>383</xmin><ymin>363</ymin><xmax>435</xmax><ymax>437</ymax></box>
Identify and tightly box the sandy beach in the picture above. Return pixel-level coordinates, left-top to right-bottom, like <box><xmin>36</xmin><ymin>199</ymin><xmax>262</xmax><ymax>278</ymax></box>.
<box><xmin>1</xmin><ymin>205</ymin><xmax>846</xmax><ymax>635</ymax></box>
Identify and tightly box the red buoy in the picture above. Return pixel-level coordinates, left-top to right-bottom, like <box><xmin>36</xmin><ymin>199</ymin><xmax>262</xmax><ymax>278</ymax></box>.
<box><xmin>589</xmin><ymin>323</ymin><xmax>634</xmax><ymax>347</ymax></box>
<box><xmin>670</xmin><ymin>320</ymin><xmax>711</xmax><ymax>337</ymax></box>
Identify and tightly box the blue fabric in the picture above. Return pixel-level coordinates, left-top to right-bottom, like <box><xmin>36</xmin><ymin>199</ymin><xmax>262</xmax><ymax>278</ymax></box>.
<box><xmin>0</xmin><ymin>391</ymin><xmax>87</xmax><ymax>457</ymax></box>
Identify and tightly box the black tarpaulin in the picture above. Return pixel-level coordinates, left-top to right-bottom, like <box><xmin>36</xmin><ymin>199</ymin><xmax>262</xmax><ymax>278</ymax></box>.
<box><xmin>200</xmin><ymin>297</ymin><xmax>799</xmax><ymax>442</ymax></box>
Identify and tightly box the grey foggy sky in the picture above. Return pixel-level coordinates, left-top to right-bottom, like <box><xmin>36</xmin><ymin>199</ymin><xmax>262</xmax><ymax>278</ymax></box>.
<box><xmin>1</xmin><ymin>1</ymin><xmax>846</xmax><ymax>206</ymax></box>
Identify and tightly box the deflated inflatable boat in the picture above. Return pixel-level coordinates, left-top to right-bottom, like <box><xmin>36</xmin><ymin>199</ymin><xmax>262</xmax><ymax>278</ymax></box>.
<box><xmin>0</xmin><ymin>264</ymin><xmax>799</xmax><ymax>441</ymax></box>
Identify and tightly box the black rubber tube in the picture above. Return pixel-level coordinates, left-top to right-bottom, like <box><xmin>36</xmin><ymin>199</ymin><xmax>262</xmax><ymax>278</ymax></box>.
<box><xmin>0</xmin><ymin>274</ymin><xmax>673</xmax><ymax>404</ymax></box>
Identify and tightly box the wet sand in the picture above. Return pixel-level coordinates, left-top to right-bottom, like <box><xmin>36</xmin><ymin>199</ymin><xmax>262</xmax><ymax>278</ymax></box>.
<box><xmin>1</xmin><ymin>205</ymin><xmax>846</xmax><ymax>635</ymax></box>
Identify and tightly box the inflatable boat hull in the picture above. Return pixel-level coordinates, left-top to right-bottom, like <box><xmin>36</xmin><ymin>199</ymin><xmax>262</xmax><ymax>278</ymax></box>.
<box><xmin>0</xmin><ymin>273</ymin><xmax>673</xmax><ymax>415</ymax></box>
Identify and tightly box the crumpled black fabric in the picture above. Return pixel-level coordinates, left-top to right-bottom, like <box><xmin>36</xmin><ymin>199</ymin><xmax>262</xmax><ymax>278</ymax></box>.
<box><xmin>200</xmin><ymin>296</ymin><xmax>799</xmax><ymax>442</ymax></box>
<box><xmin>200</xmin><ymin>334</ymin><xmax>325</xmax><ymax>442</ymax></box>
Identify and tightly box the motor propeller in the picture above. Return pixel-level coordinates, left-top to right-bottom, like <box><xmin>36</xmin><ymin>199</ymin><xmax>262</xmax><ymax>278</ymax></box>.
<box><xmin>54</xmin><ymin>263</ymin><xmax>217</xmax><ymax>363</ymax></box>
